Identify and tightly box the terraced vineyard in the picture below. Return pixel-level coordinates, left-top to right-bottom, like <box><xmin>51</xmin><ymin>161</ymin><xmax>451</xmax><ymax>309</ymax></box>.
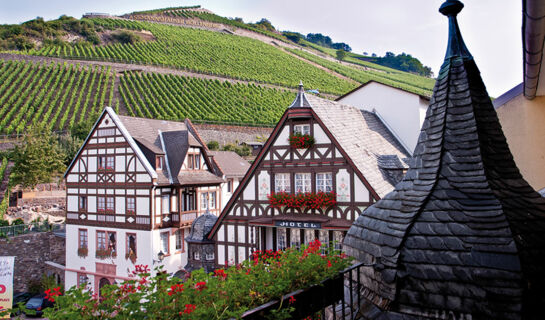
<box><xmin>0</xmin><ymin>59</ymin><xmax>115</xmax><ymax>133</ymax></box>
<box><xmin>26</xmin><ymin>18</ymin><xmax>357</xmax><ymax>95</ymax></box>
<box><xmin>286</xmin><ymin>49</ymin><xmax>435</xmax><ymax>97</ymax></box>
<box><xmin>119</xmin><ymin>71</ymin><xmax>293</xmax><ymax>126</ymax></box>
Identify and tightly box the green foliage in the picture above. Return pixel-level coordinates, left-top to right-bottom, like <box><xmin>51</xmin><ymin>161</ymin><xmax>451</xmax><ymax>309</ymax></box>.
<box><xmin>58</xmin><ymin>134</ymin><xmax>84</xmax><ymax>166</ymax></box>
<box><xmin>221</xmin><ymin>144</ymin><xmax>251</xmax><ymax>157</ymax></box>
<box><xmin>336</xmin><ymin>49</ymin><xmax>346</xmax><ymax>62</ymax></box>
<box><xmin>28</xmin><ymin>18</ymin><xmax>355</xmax><ymax>95</ymax></box>
<box><xmin>207</xmin><ymin>140</ymin><xmax>219</xmax><ymax>151</ymax></box>
<box><xmin>111</xmin><ymin>30</ymin><xmax>141</xmax><ymax>44</ymax></box>
<box><xmin>370</xmin><ymin>52</ymin><xmax>433</xmax><ymax>77</ymax></box>
<box><xmin>10</xmin><ymin>126</ymin><xmax>66</xmax><ymax>188</ymax></box>
<box><xmin>287</xmin><ymin>48</ymin><xmax>434</xmax><ymax>97</ymax></box>
<box><xmin>0</xmin><ymin>220</ymin><xmax>8</xmax><ymax>227</ymax></box>
<box><xmin>37</xmin><ymin>241</ymin><xmax>351</xmax><ymax>320</ymax></box>
<box><xmin>0</xmin><ymin>60</ymin><xmax>114</xmax><ymax>133</ymax></box>
<box><xmin>250</xmin><ymin>18</ymin><xmax>276</xmax><ymax>33</ymax></box>
<box><xmin>70</xmin><ymin>112</ymin><xmax>99</xmax><ymax>140</ymax></box>
<box><xmin>12</xmin><ymin>218</ymin><xmax>24</xmax><ymax>225</ymax></box>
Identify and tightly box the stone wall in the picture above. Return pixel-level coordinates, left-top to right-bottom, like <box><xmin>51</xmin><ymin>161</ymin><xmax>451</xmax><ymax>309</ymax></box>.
<box><xmin>194</xmin><ymin>123</ymin><xmax>272</xmax><ymax>146</ymax></box>
<box><xmin>0</xmin><ymin>232</ymin><xmax>65</xmax><ymax>292</ymax></box>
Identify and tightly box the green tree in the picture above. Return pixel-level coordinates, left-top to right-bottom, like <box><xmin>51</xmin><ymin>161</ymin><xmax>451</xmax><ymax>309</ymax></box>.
<box><xmin>11</xmin><ymin>126</ymin><xmax>66</xmax><ymax>188</ymax></box>
<box><xmin>207</xmin><ymin>140</ymin><xmax>219</xmax><ymax>151</ymax></box>
<box><xmin>336</xmin><ymin>49</ymin><xmax>346</xmax><ymax>62</ymax></box>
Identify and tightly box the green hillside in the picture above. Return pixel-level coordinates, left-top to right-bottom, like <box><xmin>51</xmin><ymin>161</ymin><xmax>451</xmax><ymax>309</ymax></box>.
<box><xmin>0</xmin><ymin>59</ymin><xmax>114</xmax><ymax>134</ymax></box>
<box><xmin>25</xmin><ymin>18</ymin><xmax>356</xmax><ymax>95</ymax></box>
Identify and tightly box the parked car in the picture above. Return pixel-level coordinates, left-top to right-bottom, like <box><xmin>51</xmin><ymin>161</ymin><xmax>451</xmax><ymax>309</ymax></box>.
<box><xmin>10</xmin><ymin>292</ymin><xmax>31</xmax><ymax>315</ymax></box>
<box><xmin>24</xmin><ymin>294</ymin><xmax>54</xmax><ymax>317</ymax></box>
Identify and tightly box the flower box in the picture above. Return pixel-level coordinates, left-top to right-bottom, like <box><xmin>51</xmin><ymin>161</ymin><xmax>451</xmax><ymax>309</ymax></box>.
<box><xmin>96</xmin><ymin>248</ymin><xmax>116</xmax><ymax>259</ymax></box>
<box><xmin>289</xmin><ymin>133</ymin><xmax>315</xmax><ymax>149</ymax></box>
<box><xmin>240</xmin><ymin>274</ymin><xmax>343</xmax><ymax>319</ymax></box>
<box><xmin>268</xmin><ymin>191</ymin><xmax>337</xmax><ymax>209</ymax></box>
<box><xmin>77</xmin><ymin>247</ymin><xmax>88</xmax><ymax>258</ymax></box>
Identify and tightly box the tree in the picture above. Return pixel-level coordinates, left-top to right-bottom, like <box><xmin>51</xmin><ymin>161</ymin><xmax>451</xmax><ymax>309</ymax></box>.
<box><xmin>11</xmin><ymin>126</ymin><xmax>66</xmax><ymax>188</ymax></box>
<box><xmin>207</xmin><ymin>141</ymin><xmax>219</xmax><ymax>151</ymax></box>
<box><xmin>336</xmin><ymin>49</ymin><xmax>346</xmax><ymax>62</ymax></box>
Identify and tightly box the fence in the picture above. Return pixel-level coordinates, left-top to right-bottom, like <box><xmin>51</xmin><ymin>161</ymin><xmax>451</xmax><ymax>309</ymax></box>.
<box><xmin>0</xmin><ymin>222</ymin><xmax>65</xmax><ymax>237</ymax></box>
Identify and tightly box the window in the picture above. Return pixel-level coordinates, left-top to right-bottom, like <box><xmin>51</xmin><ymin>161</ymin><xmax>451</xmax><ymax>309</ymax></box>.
<box><xmin>126</xmin><ymin>234</ymin><xmax>137</xmax><ymax>259</ymax></box>
<box><xmin>295</xmin><ymin>173</ymin><xmax>311</xmax><ymax>193</ymax></box>
<box><xmin>175</xmin><ymin>229</ymin><xmax>184</xmax><ymax>251</ymax></box>
<box><xmin>277</xmin><ymin>228</ymin><xmax>287</xmax><ymax>250</ymax></box>
<box><xmin>106</xmin><ymin>197</ymin><xmax>114</xmax><ymax>212</ymax></box>
<box><xmin>194</xmin><ymin>251</ymin><xmax>200</xmax><ymax>260</ymax></box>
<box><xmin>194</xmin><ymin>154</ymin><xmax>201</xmax><ymax>170</ymax></box>
<box><xmin>78</xmin><ymin>273</ymin><xmax>88</xmax><ymax>287</ymax></box>
<box><xmin>162</xmin><ymin>195</ymin><xmax>170</xmax><ymax>214</ymax></box>
<box><xmin>227</xmin><ymin>179</ymin><xmax>233</xmax><ymax>193</ymax></box>
<box><xmin>334</xmin><ymin>231</ymin><xmax>344</xmax><ymax>251</ymax></box>
<box><xmin>98</xmin><ymin>156</ymin><xmax>115</xmax><ymax>170</ymax></box>
<box><xmin>127</xmin><ymin>197</ymin><xmax>135</xmax><ymax>214</ymax></box>
<box><xmin>290</xmin><ymin>229</ymin><xmax>301</xmax><ymax>249</ymax></box>
<box><xmin>97</xmin><ymin>128</ymin><xmax>115</xmax><ymax>137</ymax></box>
<box><xmin>316</xmin><ymin>173</ymin><xmax>333</xmax><ymax>192</ymax></box>
<box><xmin>78</xmin><ymin>196</ymin><xmax>87</xmax><ymax>211</ymax></box>
<box><xmin>188</xmin><ymin>155</ymin><xmax>194</xmax><ymax>169</ymax></box>
<box><xmin>294</xmin><ymin>124</ymin><xmax>310</xmax><ymax>135</ymax></box>
<box><xmin>156</xmin><ymin>156</ymin><xmax>164</xmax><ymax>170</ymax></box>
<box><xmin>275</xmin><ymin>173</ymin><xmax>291</xmax><ymax>193</ymax></box>
<box><xmin>206</xmin><ymin>253</ymin><xmax>214</xmax><ymax>261</ymax></box>
<box><xmin>97</xmin><ymin>231</ymin><xmax>107</xmax><ymax>250</ymax></box>
<box><xmin>209</xmin><ymin>192</ymin><xmax>216</xmax><ymax>209</ymax></box>
<box><xmin>97</xmin><ymin>231</ymin><xmax>116</xmax><ymax>253</ymax></box>
<box><xmin>160</xmin><ymin>232</ymin><xmax>169</xmax><ymax>254</ymax></box>
<box><xmin>201</xmin><ymin>193</ymin><xmax>208</xmax><ymax>210</ymax></box>
<box><xmin>98</xmin><ymin>197</ymin><xmax>105</xmax><ymax>212</ymax></box>
<box><xmin>78</xmin><ymin>229</ymin><xmax>88</xmax><ymax>249</ymax></box>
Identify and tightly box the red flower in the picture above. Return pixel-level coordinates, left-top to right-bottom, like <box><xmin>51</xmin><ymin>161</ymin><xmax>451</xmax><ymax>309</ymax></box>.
<box><xmin>195</xmin><ymin>281</ymin><xmax>207</xmax><ymax>291</ymax></box>
<box><xmin>45</xmin><ymin>286</ymin><xmax>62</xmax><ymax>302</ymax></box>
<box><xmin>184</xmin><ymin>304</ymin><xmax>196</xmax><ymax>314</ymax></box>
<box><xmin>214</xmin><ymin>269</ymin><xmax>227</xmax><ymax>279</ymax></box>
<box><xmin>327</xmin><ymin>260</ymin><xmax>332</xmax><ymax>268</ymax></box>
<box><xmin>168</xmin><ymin>283</ymin><xmax>184</xmax><ymax>296</ymax></box>
<box><xmin>288</xmin><ymin>295</ymin><xmax>296</xmax><ymax>304</ymax></box>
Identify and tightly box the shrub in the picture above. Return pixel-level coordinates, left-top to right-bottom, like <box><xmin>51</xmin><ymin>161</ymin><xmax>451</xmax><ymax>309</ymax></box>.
<box><xmin>207</xmin><ymin>140</ymin><xmax>219</xmax><ymax>150</ymax></box>
<box><xmin>111</xmin><ymin>30</ymin><xmax>141</xmax><ymax>44</ymax></box>
<box><xmin>11</xmin><ymin>218</ymin><xmax>24</xmax><ymax>225</ymax></box>
<box><xmin>288</xmin><ymin>133</ymin><xmax>315</xmax><ymax>149</ymax></box>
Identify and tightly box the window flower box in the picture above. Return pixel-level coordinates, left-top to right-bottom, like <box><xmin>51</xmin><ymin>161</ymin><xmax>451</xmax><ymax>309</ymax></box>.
<box><xmin>289</xmin><ymin>133</ymin><xmax>315</xmax><ymax>149</ymax></box>
<box><xmin>77</xmin><ymin>247</ymin><xmax>88</xmax><ymax>258</ymax></box>
<box><xmin>268</xmin><ymin>191</ymin><xmax>337</xmax><ymax>209</ymax></box>
<box><xmin>96</xmin><ymin>248</ymin><xmax>116</xmax><ymax>259</ymax></box>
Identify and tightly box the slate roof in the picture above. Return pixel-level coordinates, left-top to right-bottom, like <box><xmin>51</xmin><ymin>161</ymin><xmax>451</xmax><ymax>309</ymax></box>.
<box><xmin>306</xmin><ymin>94</ymin><xmax>410</xmax><ymax>198</ymax></box>
<box><xmin>343</xmin><ymin>1</ymin><xmax>545</xmax><ymax>319</ymax></box>
<box><xmin>209</xmin><ymin>151</ymin><xmax>250</xmax><ymax>178</ymax></box>
<box><xmin>289</xmin><ymin>81</ymin><xmax>312</xmax><ymax>108</ymax></box>
<box><xmin>116</xmin><ymin>115</ymin><xmax>221</xmax><ymax>186</ymax></box>
<box><xmin>186</xmin><ymin>211</ymin><xmax>218</xmax><ymax>243</ymax></box>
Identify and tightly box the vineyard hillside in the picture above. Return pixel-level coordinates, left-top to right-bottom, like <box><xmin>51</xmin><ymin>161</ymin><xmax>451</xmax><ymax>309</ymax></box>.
<box><xmin>0</xmin><ymin>5</ymin><xmax>437</xmax><ymax>134</ymax></box>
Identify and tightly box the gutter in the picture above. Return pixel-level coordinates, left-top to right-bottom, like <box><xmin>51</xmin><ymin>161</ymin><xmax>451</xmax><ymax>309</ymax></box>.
<box><xmin>523</xmin><ymin>0</ymin><xmax>545</xmax><ymax>99</ymax></box>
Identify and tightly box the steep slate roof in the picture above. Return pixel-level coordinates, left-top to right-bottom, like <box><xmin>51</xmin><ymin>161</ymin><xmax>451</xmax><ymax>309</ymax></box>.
<box><xmin>116</xmin><ymin>115</ymin><xmax>221</xmax><ymax>186</ymax></box>
<box><xmin>208</xmin><ymin>151</ymin><xmax>250</xmax><ymax>178</ymax></box>
<box><xmin>343</xmin><ymin>1</ymin><xmax>545</xmax><ymax>319</ymax></box>
<box><xmin>307</xmin><ymin>95</ymin><xmax>410</xmax><ymax>198</ymax></box>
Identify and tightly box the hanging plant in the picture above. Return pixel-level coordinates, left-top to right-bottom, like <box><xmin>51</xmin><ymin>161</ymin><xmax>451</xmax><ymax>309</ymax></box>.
<box><xmin>96</xmin><ymin>248</ymin><xmax>116</xmax><ymax>259</ymax></box>
<box><xmin>288</xmin><ymin>133</ymin><xmax>315</xmax><ymax>149</ymax></box>
<box><xmin>268</xmin><ymin>191</ymin><xmax>336</xmax><ymax>209</ymax></box>
<box><xmin>77</xmin><ymin>247</ymin><xmax>88</xmax><ymax>258</ymax></box>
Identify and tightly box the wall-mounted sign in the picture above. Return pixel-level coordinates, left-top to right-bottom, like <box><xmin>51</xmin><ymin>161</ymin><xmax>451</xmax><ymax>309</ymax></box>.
<box><xmin>0</xmin><ymin>256</ymin><xmax>14</xmax><ymax>318</ymax></box>
<box><xmin>275</xmin><ymin>221</ymin><xmax>321</xmax><ymax>229</ymax></box>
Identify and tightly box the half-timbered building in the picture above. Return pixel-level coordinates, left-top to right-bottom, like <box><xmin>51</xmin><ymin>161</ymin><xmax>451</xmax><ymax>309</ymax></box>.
<box><xmin>63</xmin><ymin>107</ymin><xmax>223</xmax><ymax>293</ymax></box>
<box><xmin>208</xmin><ymin>85</ymin><xmax>410</xmax><ymax>267</ymax></box>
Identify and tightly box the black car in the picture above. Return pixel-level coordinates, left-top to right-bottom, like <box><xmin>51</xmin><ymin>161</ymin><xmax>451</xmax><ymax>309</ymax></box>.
<box><xmin>10</xmin><ymin>292</ymin><xmax>31</xmax><ymax>315</ymax></box>
<box><xmin>24</xmin><ymin>294</ymin><xmax>54</xmax><ymax>317</ymax></box>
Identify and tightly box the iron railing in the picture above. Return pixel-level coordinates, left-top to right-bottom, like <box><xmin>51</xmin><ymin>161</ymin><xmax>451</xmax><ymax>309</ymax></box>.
<box><xmin>0</xmin><ymin>222</ymin><xmax>65</xmax><ymax>237</ymax></box>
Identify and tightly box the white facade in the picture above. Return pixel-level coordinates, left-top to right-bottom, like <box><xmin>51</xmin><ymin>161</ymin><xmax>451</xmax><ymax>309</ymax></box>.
<box><xmin>336</xmin><ymin>81</ymin><xmax>430</xmax><ymax>154</ymax></box>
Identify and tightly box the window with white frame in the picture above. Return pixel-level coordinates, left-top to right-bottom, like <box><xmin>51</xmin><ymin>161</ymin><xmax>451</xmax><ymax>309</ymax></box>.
<box><xmin>277</xmin><ymin>228</ymin><xmax>287</xmax><ymax>250</ymax></box>
<box><xmin>78</xmin><ymin>196</ymin><xmax>87</xmax><ymax>211</ymax></box>
<box><xmin>316</xmin><ymin>173</ymin><xmax>333</xmax><ymax>192</ymax></box>
<box><xmin>201</xmin><ymin>193</ymin><xmax>208</xmax><ymax>210</ymax></box>
<box><xmin>106</xmin><ymin>197</ymin><xmax>114</xmax><ymax>212</ymax></box>
<box><xmin>295</xmin><ymin>173</ymin><xmax>311</xmax><ymax>193</ymax></box>
<box><xmin>160</xmin><ymin>232</ymin><xmax>169</xmax><ymax>254</ymax></box>
<box><xmin>209</xmin><ymin>192</ymin><xmax>216</xmax><ymax>209</ymax></box>
<box><xmin>162</xmin><ymin>195</ymin><xmax>170</xmax><ymax>214</ymax></box>
<box><xmin>294</xmin><ymin>124</ymin><xmax>310</xmax><ymax>135</ymax></box>
<box><xmin>275</xmin><ymin>173</ymin><xmax>291</xmax><ymax>193</ymax></box>
<box><xmin>175</xmin><ymin>229</ymin><xmax>183</xmax><ymax>251</ymax></box>
<box><xmin>98</xmin><ymin>156</ymin><xmax>115</xmax><ymax>170</ymax></box>
<box><xmin>127</xmin><ymin>197</ymin><xmax>135</xmax><ymax>214</ymax></box>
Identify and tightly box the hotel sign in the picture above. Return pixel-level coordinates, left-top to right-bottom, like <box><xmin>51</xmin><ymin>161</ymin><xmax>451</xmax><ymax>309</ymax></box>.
<box><xmin>275</xmin><ymin>221</ymin><xmax>321</xmax><ymax>229</ymax></box>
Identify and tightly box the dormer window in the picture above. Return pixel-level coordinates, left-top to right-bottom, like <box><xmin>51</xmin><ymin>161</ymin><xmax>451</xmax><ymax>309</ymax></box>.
<box><xmin>294</xmin><ymin>124</ymin><xmax>310</xmax><ymax>135</ymax></box>
<box><xmin>156</xmin><ymin>156</ymin><xmax>164</xmax><ymax>170</ymax></box>
<box><xmin>188</xmin><ymin>154</ymin><xmax>201</xmax><ymax>170</ymax></box>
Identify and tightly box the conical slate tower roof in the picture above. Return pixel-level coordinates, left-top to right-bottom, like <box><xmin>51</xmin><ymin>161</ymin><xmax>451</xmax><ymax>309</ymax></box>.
<box><xmin>343</xmin><ymin>1</ymin><xmax>545</xmax><ymax>319</ymax></box>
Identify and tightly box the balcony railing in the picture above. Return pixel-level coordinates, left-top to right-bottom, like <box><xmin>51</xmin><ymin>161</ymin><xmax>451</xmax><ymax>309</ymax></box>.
<box><xmin>241</xmin><ymin>262</ymin><xmax>367</xmax><ymax>319</ymax></box>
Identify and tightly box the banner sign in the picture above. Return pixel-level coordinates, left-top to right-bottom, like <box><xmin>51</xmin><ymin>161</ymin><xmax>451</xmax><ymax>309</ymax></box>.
<box><xmin>0</xmin><ymin>256</ymin><xmax>14</xmax><ymax>318</ymax></box>
<box><xmin>275</xmin><ymin>221</ymin><xmax>321</xmax><ymax>229</ymax></box>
